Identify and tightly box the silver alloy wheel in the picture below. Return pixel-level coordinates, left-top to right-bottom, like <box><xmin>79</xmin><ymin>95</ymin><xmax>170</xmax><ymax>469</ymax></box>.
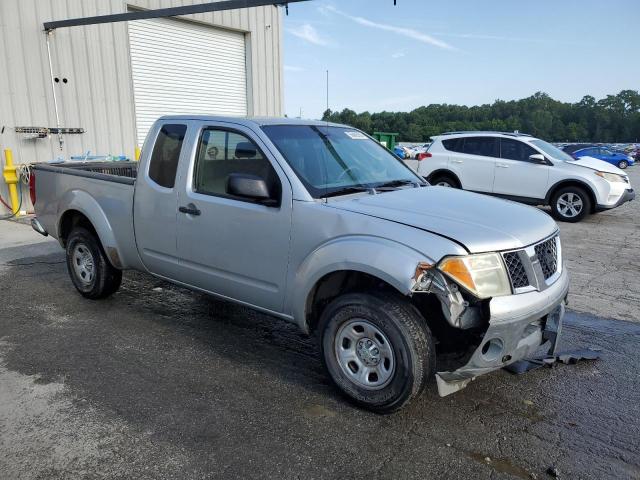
<box><xmin>72</xmin><ymin>243</ymin><xmax>95</xmax><ymax>286</ymax></box>
<box><xmin>334</xmin><ymin>319</ymin><xmax>395</xmax><ymax>390</ymax></box>
<box><xmin>436</xmin><ymin>181</ymin><xmax>452</xmax><ymax>187</ymax></box>
<box><xmin>619</xmin><ymin>160</ymin><xmax>628</xmax><ymax>169</ymax></box>
<box><xmin>557</xmin><ymin>192</ymin><xmax>584</xmax><ymax>218</ymax></box>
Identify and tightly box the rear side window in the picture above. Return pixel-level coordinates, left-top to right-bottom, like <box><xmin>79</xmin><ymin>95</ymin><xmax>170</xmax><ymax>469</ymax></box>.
<box><xmin>442</xmin><ymin>138</ymin><xmax>463</xmax><ymax>152</ymax></box>
<box><xmin>500</xmin><ymin>138</ymin><xmax>537</xmax><ymax>162</ymax></box>
<box><xmin>148</xmin><ymin>124</ymin><xmax>187</xmax><ymax>188</ymax></box>
<box><xmin>462</xmin><ymin>137</ymin><xmax>498</xmax><ymax>157</ymax></box>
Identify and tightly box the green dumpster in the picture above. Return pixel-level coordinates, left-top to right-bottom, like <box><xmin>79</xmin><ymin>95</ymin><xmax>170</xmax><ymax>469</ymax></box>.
<box><xmin>372</xmin><ymin>132</ymin><xmax>399</xmax><ymax>150</ymax></box>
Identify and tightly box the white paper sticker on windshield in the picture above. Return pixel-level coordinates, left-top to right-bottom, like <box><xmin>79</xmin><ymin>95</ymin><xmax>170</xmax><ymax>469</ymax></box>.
<box><xmin>345</xmin><ymin>131</ymin><xmax>367</xmax><ymax>140</ymax></box>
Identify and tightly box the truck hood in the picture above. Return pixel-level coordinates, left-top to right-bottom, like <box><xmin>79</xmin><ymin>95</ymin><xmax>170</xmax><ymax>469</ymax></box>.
<box><xmin>326</xmin><ymin>187</ymin><xmax>558</xmax><ymax>253</ymax></box>
<box><xmin>571</xmin><ymin>156</ymin><xmax>626</xmax><ymax>175</ymax></box>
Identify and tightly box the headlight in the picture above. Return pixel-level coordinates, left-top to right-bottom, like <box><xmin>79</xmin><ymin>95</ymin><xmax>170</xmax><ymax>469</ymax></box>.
<box><xmin>595</xmin><ymin>171</ymin><xmax>626</xmax><ymax>183</ymax></box>
<box><xmin>438</xmin><ymin>253</ymin><xmax>511</xmax><ymax>299</ymax></box>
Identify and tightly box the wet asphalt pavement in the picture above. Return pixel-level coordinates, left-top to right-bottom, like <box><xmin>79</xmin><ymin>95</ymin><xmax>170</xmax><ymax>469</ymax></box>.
<box><xmin>1</xmin><ymin>244</ymin><xmax>639</xmax><ymax>480</ymax></box>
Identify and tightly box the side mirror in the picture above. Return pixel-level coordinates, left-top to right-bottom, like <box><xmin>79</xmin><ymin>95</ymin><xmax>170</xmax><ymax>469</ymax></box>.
<box><xmin>529</xmin><ymin>153</ymin><xmax>547</xmax><ymax>164</ymax></box>
<box><xmin>227</xmin><ymin>173</ymin><xmax>274</xmax><ymax>204</ymax></box>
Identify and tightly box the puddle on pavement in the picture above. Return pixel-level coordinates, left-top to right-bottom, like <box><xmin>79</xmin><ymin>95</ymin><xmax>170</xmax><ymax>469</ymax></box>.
<box><xmin>467</xmin><ymin>451</ymin><xmax>531</xmax><ymax>480</ymax></box>
<box><xmin>521</xmin><ymin>402</ymin><xmax>546</xmax><ymax>423</ymax></box>
<box><xmin>303</xmin><ymin>404</ymin><xmax>336</xmax><ymax>418</ymax></box>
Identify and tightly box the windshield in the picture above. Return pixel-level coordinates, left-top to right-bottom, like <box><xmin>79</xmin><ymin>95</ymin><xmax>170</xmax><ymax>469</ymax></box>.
<box><xmin>530</xmin><ymin>139</ymin><xmax>576</xmax><ymax>162</ymax></box>
<box><xmin>262</xmin><ymin>125</ymin><xmax>423</xmax><ymax>197</ymax></box>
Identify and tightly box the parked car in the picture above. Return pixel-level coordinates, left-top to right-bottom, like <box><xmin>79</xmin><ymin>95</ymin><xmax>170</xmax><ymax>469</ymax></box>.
<box><xmin>410</xmin><ymin>142</ymin><xmax>432</xmax><ymax>159</ymax></box>
<box><xmin>393</xmin><ymin>145</ymin><xmax>410</xmax><ymax>159</ymax></box>
<box><xmin>406</xmin><ymin>131</ymin><xmax>635</xmax><ymax>222</ymax></box>
<box><xmin>571</xmin><ymin>146</ymin><xmax>635</xmax><ymax>169</ymax></box>
<box><xmin>31</xmin><ymin>117</ymin><xmax>568</xmax><ymax>412</ymax></box>
<box><xmin>561</xmin><ymin>143</ymin><xmax>596</xmax><ymax>155</ymax></box>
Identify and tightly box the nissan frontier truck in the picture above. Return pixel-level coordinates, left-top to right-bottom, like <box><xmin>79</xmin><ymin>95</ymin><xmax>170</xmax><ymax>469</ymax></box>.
<box><xmin>30</xmin><ymin>116</ymin><xmax>567</xmax><ymax>412</ymax></box>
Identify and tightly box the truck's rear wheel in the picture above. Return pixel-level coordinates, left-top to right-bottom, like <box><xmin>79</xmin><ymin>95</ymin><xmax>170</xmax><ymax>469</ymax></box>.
<box><xmin>319</xmin><ymin>292</ymin><xmax>435</xmax><ymax>413</ymax></box>
<box><xmin>66</xmin><ymin>227</ymin><xmax>122</xmax><ymax>299</ymax></box>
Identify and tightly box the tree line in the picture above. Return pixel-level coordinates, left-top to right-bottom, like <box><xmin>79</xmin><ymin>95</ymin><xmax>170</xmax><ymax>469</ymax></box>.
<box><xmin>321</xmin><ymin>90</ymin><xmax>640</xmax><ymax>143</ymax></box>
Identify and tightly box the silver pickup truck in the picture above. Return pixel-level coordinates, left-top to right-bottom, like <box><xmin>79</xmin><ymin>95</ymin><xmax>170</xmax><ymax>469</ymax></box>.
<box><xmin>31</xmin><ymin>116</ymin><xmax>568</xmax><ymax>412</ymax></box>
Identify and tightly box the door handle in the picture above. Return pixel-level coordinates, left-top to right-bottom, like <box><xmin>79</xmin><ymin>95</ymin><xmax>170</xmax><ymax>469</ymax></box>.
<box><xmin>451</xmin><ymin>160</ymin><xmax>464</xmax><ymax>164</ymax></box>
<box><xmin>179</xmin><ymin>204</ymin><xmax>201</xmax><ymax>216</ymax></box>
<box><xmin>496</xmin><ymin>163</ymin><xmax>509</xmax><ymax>168</ymax></box>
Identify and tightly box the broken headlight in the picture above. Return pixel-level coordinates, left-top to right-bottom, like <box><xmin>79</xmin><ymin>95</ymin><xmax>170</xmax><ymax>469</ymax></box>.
<box><xmin>438</xmin><ymin>253</ymin><xmax>511</xmax><ymax>299</ymax></box>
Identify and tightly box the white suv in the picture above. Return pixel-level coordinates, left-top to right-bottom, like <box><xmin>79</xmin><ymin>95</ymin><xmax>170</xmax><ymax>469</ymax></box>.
<box><xmin>405</xmin><ymin>131</ymin><xmax>635</xmax><ymax>222</ymax></box>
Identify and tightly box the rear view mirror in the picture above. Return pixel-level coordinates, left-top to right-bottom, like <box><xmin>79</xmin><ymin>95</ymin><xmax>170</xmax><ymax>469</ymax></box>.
<box><xmin>227</xmin><ymin>173</ymin><xmax>275</xmax><ymax>204</ymax></box>
<box><xmin>529</xmin><ymin>154</ymin><xmax>547</xmax><ymax>164</ymax></box>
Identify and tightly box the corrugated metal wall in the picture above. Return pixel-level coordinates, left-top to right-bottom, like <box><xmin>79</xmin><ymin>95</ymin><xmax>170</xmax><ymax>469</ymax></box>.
<box><xmin>0</xmin><ymin>0</ymin><xmax>283</xmax><ymax>212</ymax></box>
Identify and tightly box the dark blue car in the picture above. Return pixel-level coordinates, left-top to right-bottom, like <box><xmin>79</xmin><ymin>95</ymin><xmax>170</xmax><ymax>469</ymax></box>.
<box><xmin>572</xmin><ymin>146</ymin><xmax>634</xmax><ymax>169</ymax></box>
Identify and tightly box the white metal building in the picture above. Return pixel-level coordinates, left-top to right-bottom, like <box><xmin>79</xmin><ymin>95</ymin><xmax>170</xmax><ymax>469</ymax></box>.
<box><xmin>0</xmin><ymin>0</ymin><xmax>284</xmax><ymax>210</ymax></box>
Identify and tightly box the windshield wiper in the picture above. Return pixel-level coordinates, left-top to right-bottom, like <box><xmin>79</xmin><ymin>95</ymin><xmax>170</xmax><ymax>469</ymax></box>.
<box><xmin>375</xmin><ymin>179</ymin><xmax>423</xmax><ymax>189</ymax></box>
<box><xmin>322</xmin><ymin>185</ymin><xmax>375</xmax><ymax>198</ymax></box>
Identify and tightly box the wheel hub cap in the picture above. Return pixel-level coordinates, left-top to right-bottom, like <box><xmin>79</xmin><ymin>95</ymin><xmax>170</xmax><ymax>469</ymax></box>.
<box><xmin>72</xmin><ymin>244</ymin><xmax>95</xmax><ymax>285</ymax></box>
<box><xmin>356</xmin><ymin>338</ymin><xmax>380</xmax><ymax>366</ymax></box>
<box><xmin>557</xmin><ymin>192</ymin><xmax>583</xmax><ymax>218</ymax></box>
<box><xmin>334</xmin><ymin>319</ymin><xmax>395</xmax><ymax>390</ymax></box>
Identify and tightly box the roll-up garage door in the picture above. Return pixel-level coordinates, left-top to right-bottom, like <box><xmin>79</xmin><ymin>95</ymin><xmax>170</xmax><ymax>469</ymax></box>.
<box><xmin>128</xmin><ymin>16</ymin><xmax>248</xmax><ymax>146</ymax></box>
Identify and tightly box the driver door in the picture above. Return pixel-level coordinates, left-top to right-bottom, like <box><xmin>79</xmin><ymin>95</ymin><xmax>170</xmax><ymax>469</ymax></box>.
<box><xmin>492</xmin><ymin>138</ymin><xmax>550</xmax><ymax>200</ymax></box>
<box><xmin>174</xmin><ymin>123</ymin><xmax>293</xmax><ymax>313</ymax></box>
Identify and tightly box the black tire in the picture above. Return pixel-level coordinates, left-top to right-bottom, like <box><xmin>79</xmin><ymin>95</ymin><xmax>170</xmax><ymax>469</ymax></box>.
<box><xmin>66</xmin><ymin>227</ymin><xmax>122</xmax><ymax>299</ymax></box>
<box><xmin>429</xmin><ymin>173</ymin><xmax>458</xmax><ymax>188</ymax></box>
<box><xmin>550</xmin><ymin>186</ymin><xmax>591</xmax><ymax>223</ymax></box>
<box><xmin>319</xmin><ymin>292</ymin><xmax>435</xmax><ymax>413</ymax></box>
<box><xmin>618</xmin><ymin>160</ymin><xmax>628</xmax><ymax>169</ymax></box>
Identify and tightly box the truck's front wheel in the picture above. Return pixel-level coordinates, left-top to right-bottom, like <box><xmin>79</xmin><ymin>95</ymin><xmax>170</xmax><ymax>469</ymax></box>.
<box><xmin>319</xmin><ymin>292</ymin><xmax>435</xmax><ymax>413</ymax></box>
<box><xmin>66</xmin><ymin>227</ymin><xmax>122</xmax><ymax>299</ymax></box>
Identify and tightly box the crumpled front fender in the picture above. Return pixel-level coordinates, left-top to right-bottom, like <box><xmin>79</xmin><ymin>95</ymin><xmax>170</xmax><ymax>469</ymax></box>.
<box><xmin>289</xmin><ymin>235</ymin><xmax>434</xmax><ymax>332</ymax></box>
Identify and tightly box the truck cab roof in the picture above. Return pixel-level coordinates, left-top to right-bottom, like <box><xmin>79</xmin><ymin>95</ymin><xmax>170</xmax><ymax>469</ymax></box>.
<box><xmin>156</xmin><ymin>115</ymin><xmax>348</xmax><ymax>129</ymax></box>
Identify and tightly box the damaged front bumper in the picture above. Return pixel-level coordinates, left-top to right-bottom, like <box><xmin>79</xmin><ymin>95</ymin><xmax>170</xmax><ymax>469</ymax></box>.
<box><xmin>435</xmin><ymin>267</ymin><xmax>569</xmax><ymax>396</ymax></box>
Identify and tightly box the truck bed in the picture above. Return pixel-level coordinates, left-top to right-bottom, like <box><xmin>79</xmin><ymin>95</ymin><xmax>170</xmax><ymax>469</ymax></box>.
<box><xmin>33</xmin><ymin>161</ymin><xmax>142</xmax><ymax>270</ymax></box>
<box><xmin>35</xmin><ymin>161</ymin><xmax>138</xmax><ymax>184</ymax></box>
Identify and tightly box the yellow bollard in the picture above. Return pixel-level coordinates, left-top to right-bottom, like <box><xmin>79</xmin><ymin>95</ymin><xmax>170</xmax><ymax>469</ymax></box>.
<box><xmin>134</xmin><ymin>146</ymin><xmax>141</xmax><ymax>161</ymax></box>
<box><xmin>2</xmin><ymin>149</ymin><xmax>20</xmax><ymax>217</ymax></box>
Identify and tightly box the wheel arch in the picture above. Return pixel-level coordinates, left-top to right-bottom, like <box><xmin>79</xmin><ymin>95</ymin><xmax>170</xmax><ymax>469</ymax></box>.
<box><xmin>57</xmin><ymin>190</ymin><xmax>124</xmax><ymax>268</ymax></box>
<box><xmin>545</xmin><ymin>179</ymin><xmax>598</xmax><ymax>213</ymax></box>
<box><xmin>304</xmin><ymin>269</ymin><xmax>405</xmax><ymax>335</ymax></box>
<box><xmin>427</xmin><ymin>169</ymin><xmax>462</xmax><ymax>188</ymax></box>
<box><xmin>288</xmin><ymin>236</ymin><xmax>436</xmax><ymax>334</ymax></box>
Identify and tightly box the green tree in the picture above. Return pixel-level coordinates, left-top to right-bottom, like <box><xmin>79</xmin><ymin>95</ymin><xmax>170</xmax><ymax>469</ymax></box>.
<box><xmin>323</xmin><ymin>90</ymin><xmax>640</xmax><ymax>143</ymax></box>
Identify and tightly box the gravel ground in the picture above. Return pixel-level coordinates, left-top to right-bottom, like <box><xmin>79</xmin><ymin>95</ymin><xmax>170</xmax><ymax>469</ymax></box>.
<box><xmin>0</xmin><ymin>170</ymin><xmax>639</xmax><ymax>479</ymax></box>
<box><xmin>558</xmin><ymin>165</ymin><xmax>640</xmax><ymax>322</ymax></box>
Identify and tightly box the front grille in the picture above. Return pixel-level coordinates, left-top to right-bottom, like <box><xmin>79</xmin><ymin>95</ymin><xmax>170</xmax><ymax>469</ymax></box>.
<box><xmin>535</xmin><ymin>237</ymin><xmax>558</xmax><ymax>280</ymax></box>
<box><xmin>502</xmin><ymin>234</ymin><xmax>560</xmax><ymax>292</ymax></box>
<box><xmin>503</xmin><ymin>251</ymin><xmax>529</xmax><ymax>289</ymax></box>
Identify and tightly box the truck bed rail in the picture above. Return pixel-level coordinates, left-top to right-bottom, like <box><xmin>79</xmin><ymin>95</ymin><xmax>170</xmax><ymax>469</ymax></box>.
<box><xmin>33</xmin><ymin>161</ymin><xmax>138</xmax><ymax>185</ymax></box>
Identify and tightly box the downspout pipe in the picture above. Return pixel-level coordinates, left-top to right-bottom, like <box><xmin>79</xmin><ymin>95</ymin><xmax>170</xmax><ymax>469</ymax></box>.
<box><xmin>45</xmin><ymin>30</ymin><xmax>63</xmax><ymax>150</ymax></box>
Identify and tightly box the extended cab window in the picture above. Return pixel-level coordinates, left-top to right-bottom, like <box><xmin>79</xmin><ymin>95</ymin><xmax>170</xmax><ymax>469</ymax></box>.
<box><xmin>193</xmin><ymin>128</ymin><xmax>281</xmax><ymax>203</ymax></box>
<box><xmin>500</xmin><ymin>138</ymin><xmax>537</xmax><ymax>162</ymax></box>
<box><xmin>148</xmin><ymin>124</ymin><xmax>187</xmax><ymax>188</ymax></box>
<box><xmin>462</xmin><ymin>137</ymin><xmax>498</xmax><ymax>157</ymax></box>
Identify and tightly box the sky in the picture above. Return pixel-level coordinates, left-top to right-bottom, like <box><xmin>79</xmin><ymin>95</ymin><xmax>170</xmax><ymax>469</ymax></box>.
<box><xmin>282</xmin><ymin>0</ymin><xmax>640</xmax><ymax>119</ymax></box>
